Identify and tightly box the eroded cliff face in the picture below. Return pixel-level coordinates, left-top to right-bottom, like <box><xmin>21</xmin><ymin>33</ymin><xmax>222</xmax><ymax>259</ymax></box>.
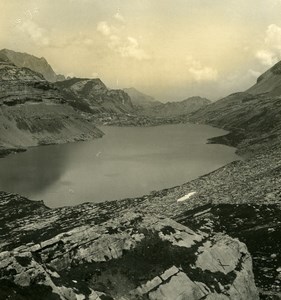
<box><xmin>0</xmin><ymin>61</ymin><xmax>103</xmax><ymax>154</ymax></box>
<box><xmin>0</xmin><ymin>192</ymin><xmax>259</xmax><ymax>300</ymax></box>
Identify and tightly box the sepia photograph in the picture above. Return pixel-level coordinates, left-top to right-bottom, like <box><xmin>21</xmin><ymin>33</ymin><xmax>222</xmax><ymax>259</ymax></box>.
<box><xmin>0</xmin><ymin>0</ymin><xmax>281</xmax><ymax>299</ymax></box>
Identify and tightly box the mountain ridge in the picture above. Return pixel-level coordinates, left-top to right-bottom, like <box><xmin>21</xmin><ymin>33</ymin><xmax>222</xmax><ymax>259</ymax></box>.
<box><xmin>247</xmin><ymin>60</ymin><xmax>281</xmax><ymax>96</ymax></box>
<box><xmin>0</xmin><ymin>48</ymin><xmax>65</xmax><ymax>82</ymax></box>
<box><xmin>142</xmin><ymin>96</ymin><xmax>211</xmax><ymax>117</ymax></box>
<box><xmin>55</xmin><ymin>77</ymin><xmax>134</xmax><ymax>115</ymax></box>
<box><xmin>123</xmin><ymin>87</ymin><xmax>162</xmax><ymax>108</ymax></box>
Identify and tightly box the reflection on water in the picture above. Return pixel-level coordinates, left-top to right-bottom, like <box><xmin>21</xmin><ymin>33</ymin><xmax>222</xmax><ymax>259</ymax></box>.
<box><xmin>0</xmin><ymin>145</ymin><xmax>69</xmax><ymax>195</ymax></box>
<box><xmin>0</xmin><ymin>124</ymin><xmax>240</xmax><ymax>207</ymax></box>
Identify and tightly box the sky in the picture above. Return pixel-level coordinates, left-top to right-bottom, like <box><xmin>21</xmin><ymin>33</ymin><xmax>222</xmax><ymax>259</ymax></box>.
<box><xmin>1</xmin><ymin>0</ymin><xmax>281</xmax><ymax>101</ymax></box>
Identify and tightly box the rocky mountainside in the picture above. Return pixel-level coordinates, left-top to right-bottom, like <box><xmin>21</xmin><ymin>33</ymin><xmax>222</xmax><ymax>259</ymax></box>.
<box><xmin>0</xmin><ymin>191</ymin><xmax>258</xmax><ymax>300</ymax></box>
<box><xmin>0</xmin><ymin>49</ymin><xmax>64</xmax><ymax>82</ymax></box>
<box><xmin>123</xmin><ymin>87</ymin><xmax>162</xmax><ymax>109</ymax></box>
<box><xmin>0</xmin><ymin>60</ymin><xmax>103</xmax><ymax>156</ymax></box>
<box><xmin>142</xmin><ymin>96</ymin><xmax>211</xmax><ymax>118</ymax></box>
<box><xmin>55</xmin><ymin>78</ymin><xmax>134</xmax><ymax>116</ymax></box>
<box><xmin>247</xmin><ymin>60</ymin><xmax>281</xmax><ymax>96</ymax></box>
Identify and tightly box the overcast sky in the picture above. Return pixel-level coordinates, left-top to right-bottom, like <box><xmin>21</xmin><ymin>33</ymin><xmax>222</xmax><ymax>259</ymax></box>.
<box><xmin>1</xmin><ymin>0</ymin><xmax>281</xmax><ymax>101</ymax></box>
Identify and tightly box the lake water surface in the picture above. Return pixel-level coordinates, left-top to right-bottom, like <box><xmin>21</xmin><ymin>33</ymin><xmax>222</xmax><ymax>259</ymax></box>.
<box><xmin>0</xmin><ymin>124</ymin><xmax>239</xmax><ymax>207</ymax></box>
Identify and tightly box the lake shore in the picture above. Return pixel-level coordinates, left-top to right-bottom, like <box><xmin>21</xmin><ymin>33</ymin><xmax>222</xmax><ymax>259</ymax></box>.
<box><xmin>0</xmin><ymin>123</ymin><xmax>238</xmax><ymax>207</ymax></box>
<box><xmin>1</xmin><ymin>120</ymin><xmax>281</xmax><ymax>298</ymax></box>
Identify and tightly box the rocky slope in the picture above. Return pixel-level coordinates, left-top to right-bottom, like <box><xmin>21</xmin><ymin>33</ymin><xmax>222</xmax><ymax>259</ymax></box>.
<box><xmin>123</xmin><ymin>87</ymin><xmax>162</xmax><ymax>109</ymax></box>
<box><xmin>142</xmin><ymin>96</ymin><xmax>211</xmax><ymax>118</ymax></box>
<box><xmin>0</xmin><ymin>60</ymin><xmax>103</xmax><ymax>156</ymax></box>
<box><xmin>0</xmin><ymin>192</ymin><xmax>258</xmax><ymax>300</ymax></box>
<box><xmin>247</xmin><ymin>60</ymin><xmax>281</xmax><ymax>96</ymax></box>
<box><xmin>55</xmin><ymin>78</ymin><xmax>134</xmax><ymax>116</ymax></box>
<box><xmin>0</xmin><ymin>49</ymin><xmax>63</xmax><ymax>82</ymax></box>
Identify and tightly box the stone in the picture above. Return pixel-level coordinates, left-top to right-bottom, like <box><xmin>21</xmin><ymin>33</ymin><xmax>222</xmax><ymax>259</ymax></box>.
<box><xmin>0</xmin><ymin>194</ymin><xmax>259</xmax><ymax>300</ymax></box>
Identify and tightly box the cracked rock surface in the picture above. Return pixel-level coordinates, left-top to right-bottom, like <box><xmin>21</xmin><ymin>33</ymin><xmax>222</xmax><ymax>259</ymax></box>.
<box><xmin>0</xmin><ymin>192</ymin><xmax>258</xmax><ymax>300</ymax></box>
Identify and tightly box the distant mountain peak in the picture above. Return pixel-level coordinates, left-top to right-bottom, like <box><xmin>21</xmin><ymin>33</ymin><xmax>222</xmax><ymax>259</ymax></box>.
<box><xmin>123</xmin><ymin>87</ymin><xmax>161</xmax><ymax>108</ymax></box>
<box><xmin>141</xmin><ymin>95</ymin><xmax>211</xmax><ymax>117</ymax></box>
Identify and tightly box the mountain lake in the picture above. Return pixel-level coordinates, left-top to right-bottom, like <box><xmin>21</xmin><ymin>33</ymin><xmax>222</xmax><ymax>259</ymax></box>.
<box><xmin>0</xmin><ymin>124</ymin><xmax>240</xmax><ymax>207</ymax></box>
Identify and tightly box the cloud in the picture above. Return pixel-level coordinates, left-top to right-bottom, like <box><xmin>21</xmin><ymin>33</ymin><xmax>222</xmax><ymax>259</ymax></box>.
<box><xmin>256</xmin><ymin>50</ymin><xmax>278</xmax><ymax>67</ymax></box>
<box><xmin>91</xmin><ymin>72</ymin><xmax>99</xmax><ymax>78</ymax></box>
<box><xmin>97</xmin><ymin>21</ymin><xmax>111</xmax><ymax>36</ymax></box>
<box><xmin>265</xmin><ymin>24</ymin><xmax>281</xmax><ymax>49</ymax></box>
<box><xmin>16</xmin><ymin>20</ymin><xmax>49</xmax><ymax>47</ymax></box>
<box><xmin>97</xmin><ymin>20</ymin><xmax>150</xmax><ymax>61</ymax></box>
<box><xmin>256</xmin><ymin>24</ymin><xmax>281</xmax><ymax>67</ymax></box>
<box><xmin>114</xmin><ymin>12</ymin><xmax>125</xmax><ymax>23</ymax></box>
<box><xmin>117</xmin><ymin>37</ymin><xmax>150</xmax><ymax>60</ymax></box>
<box><xmin>248</xmin><ymin>69</ymin><xmax>262</xmax><ymax>78</ymax></box>
<box><xmin>186</xmin><ymin>56</ymin><xmax>218</xmax><ymax>81</ymax></box>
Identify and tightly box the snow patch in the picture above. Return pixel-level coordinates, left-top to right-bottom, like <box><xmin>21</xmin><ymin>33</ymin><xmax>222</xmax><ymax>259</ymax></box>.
<box><xmin>177</xmin><ymin>192</ymin><xmax>197</xmax><ymax>202</ymax></box>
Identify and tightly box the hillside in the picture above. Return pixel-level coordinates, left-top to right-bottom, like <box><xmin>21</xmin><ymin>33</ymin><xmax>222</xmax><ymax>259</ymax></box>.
<box><xmin>0</xmin><ymin>49</ymin><xmax>64</xmax><ymax>82</ymax></box>
<box><xmin>247</xmin><ymin>60</ymin><xmax>281</xmax><ymax>96</ymax></box>
<box><xmin>190</xmin><ymin>92</ymin><xmax>281</xmax><ymax>155</ymax></box>
<box><xmin>123</xmin><ymin>87</ymin><xmax>161</xmax><ymax>108</ymax></box>
<box><xmin>142</xmin><ymin>96</ymin><xmax>211</xmax><ymax>118</ymax></box>
<box><xmin>0</xmin><ymin>60</ymin><xmax>103</xmax><ymax>156</ymax></box>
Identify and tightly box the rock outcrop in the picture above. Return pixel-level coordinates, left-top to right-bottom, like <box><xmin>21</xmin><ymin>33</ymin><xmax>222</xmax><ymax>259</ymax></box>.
<box><xmin>55</xmin><ymin>78</ymin><xmax>134</xmax><ymax>115</ymax></box>
<box><xmin>177</xmin><ymin>203</ymin><xmax>281</xmax><ymax>299</ymax></box>
<box><xmin>0</xmin><ymin>192</ymin><xmax>259</xmax><ymax>300</ymax></box>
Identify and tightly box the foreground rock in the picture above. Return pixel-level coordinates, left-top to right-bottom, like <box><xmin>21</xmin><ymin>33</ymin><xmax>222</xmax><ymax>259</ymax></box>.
<box><xmin>176</xmin><ymin>203</ymin><xmax>281</xmax><ymax>299</ymax></box>
<box><xmin>0</xmin><ymin>192</ymin><xmax>258</xmax><ymax>300</ymax></box>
